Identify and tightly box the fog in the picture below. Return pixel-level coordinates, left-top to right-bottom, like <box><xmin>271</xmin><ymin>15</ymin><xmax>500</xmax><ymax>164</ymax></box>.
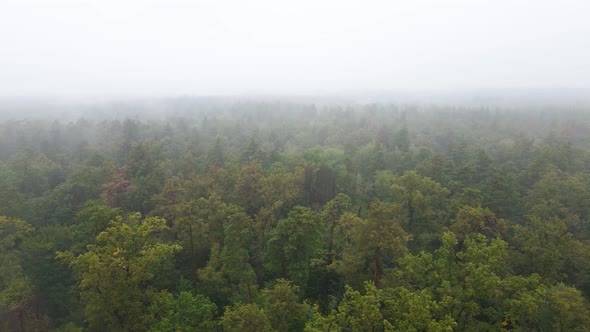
<box><xmin>1</xmin><ymin>0</ymin><xmax>589</xmax><ymax>98</ymax></box>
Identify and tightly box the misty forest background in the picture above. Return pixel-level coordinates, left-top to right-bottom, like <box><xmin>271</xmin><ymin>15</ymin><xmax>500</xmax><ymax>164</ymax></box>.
<box><xmin>2</xmin><ymin>99</ymin><xmax>590</xmax><ymax>331</ymax></box>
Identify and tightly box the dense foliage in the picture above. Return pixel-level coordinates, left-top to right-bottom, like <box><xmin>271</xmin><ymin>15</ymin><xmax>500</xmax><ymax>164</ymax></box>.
<box><xmin>1</xmin><ymin>99</ymin><xmax>590</xmax><ymax>331</ymax></box>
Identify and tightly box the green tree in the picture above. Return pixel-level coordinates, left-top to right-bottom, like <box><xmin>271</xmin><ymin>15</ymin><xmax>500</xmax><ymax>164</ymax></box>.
<box><xmin>6</xmin><ymin>149</ymin><xmax>62</xmax><ymax>197</ymax></box>
<box><xmin>510</xmin><ymin>216</ymin><xmax>590</xmax><ymax>290</ymax></box>
<box><xmin>173</xmin><ymin>196</ymin><xmax>258</xmax><ymax>305</ymax></box>
<box><xmin>265</xmin><ymin>206</ymin><xmax>320</xmax><ymax>288</ymax></box>
<box><xmin>449</xmin><ymin>206</ymin><xmax>507</xmax><ymax>244</ymax></box>
<box><xmin>207</xmin><ymin>136</ymin><xmax>225</xmax><ymax>167</ymax></box>
<box><xmin>235</xmin><ymin>161</ymin><xmax>265</xmax><ymax>215</ymax></box>
<box><xmin>320</xmin><ymin>194</ymin><xmax>352</xmax><ymax>267</ymax></box>
<box><xmin>241</xmin><ymin>136</ymin><xmax>264</xmax><ymax>164</ymax></box>
<box><xmin>20</xmin><ymin>224</ymin><xmax>83</xmax><ymax>327</ymax></box>
<box><xmin>0</xmin><ymin>182</ymin><xmax>24</xmax><ymax>218</ymax></box>
<box><xmin>333</xmin><ymin>283</ymin><xmax>386</xmax><ymax>332</ymax></box>
<box><xmin>199</xmin><ymin>201</ymin><xmax>258</xmax><ymax>305</ymax></box>
<box><xmin>149</xmin><ymin>291</ymin><xmax>218</xmax><ymax>332</ymax></box>
<box><xmin>173</xmin><ymin>195</ymin><xmax>247</xmax><ymax>296</ymax></box>
<box><xmin>388</xmin><ymin>232</ymin><xmax>507</xmax><ymax>329</ymax></box>
<box><xmin>390</xmin><ymin>171</ymin><xmax>451</xmax><ymax>250</ymax></box>
<box><xmin>339</xmin><ymin>202</ymin><xmax>409</xmax><ymax>288</ymax></box>
<box><xmin>395</xmin><ymin>126</ymin><xmax>410</xmax><ymax>152</ymax></box>
<box><xmin>259</xmin><ymin>279</ymin><xmax>309</xmax><ymax>332</ymax></box>
<box><xmin>58</xmin><ymin>213</ymin><xmax>181</xmax><ymax>331</ymax></box>
<box><xmin>222</xmin><ymin>303</ymin><xmax>271</xmax><ymax>332</ymax></box>
<box><xmin>0</xmin><ymin>216</ymin><xmax>36</xmax><ymax>332</ymax></box>
<box><xmin>381</xmin><ymin>287</ymin><xmax>456</xmax><ymax>331</ymax></box>
<box><xmin>386</xmin><ymin>231</ymin><xmax>590</xmax><ymax>330</ymax></box>
<box><xmin>480</xmin><ymin>167</ymin><xmax>519</xmax><ymax>218</ymax></box>
<box><xmin>525</xmin><ymin>171</ymin><xmax>590</xmax><ymax>237</ymax></box>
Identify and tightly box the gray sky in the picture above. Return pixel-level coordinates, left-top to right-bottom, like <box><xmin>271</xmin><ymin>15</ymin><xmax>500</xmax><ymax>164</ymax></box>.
<box><xmin>1</xmin><ymin>0</ymin><xmax>589</xmax><ymax>97</ymax></box>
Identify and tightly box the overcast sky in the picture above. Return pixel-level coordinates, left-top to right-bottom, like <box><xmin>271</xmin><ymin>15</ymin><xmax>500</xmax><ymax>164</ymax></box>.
<box><xmin>1</xmin><ymin>0</ymin><xmax>589</xmax><ymax>97</ymax></box>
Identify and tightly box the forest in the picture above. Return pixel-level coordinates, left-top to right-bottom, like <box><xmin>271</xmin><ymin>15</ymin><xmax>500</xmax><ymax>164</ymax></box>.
<box><xmin>1</xmin><ymin>98</ymin><xmax>590</xmax><ymax>331</ymax></box>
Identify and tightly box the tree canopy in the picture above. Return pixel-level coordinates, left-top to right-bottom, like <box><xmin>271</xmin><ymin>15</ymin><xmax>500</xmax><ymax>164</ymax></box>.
<box><xmin>1</xmin><ymin>100</ymin><xmax>590</xmax><ymax>331</ymax></box>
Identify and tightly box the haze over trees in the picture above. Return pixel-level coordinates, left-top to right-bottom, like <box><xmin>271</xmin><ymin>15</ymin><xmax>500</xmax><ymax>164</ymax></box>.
<box><xmin>1</xmin><ymin>98</ymin><xmax>590</xmax><ymax>331</ymax></box>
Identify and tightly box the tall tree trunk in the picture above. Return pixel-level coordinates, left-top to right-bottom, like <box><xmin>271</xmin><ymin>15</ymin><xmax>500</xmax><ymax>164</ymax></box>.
<box><xmin>18</xmin><ymin>308</ymin><xmax>25</xmax><ymax>332</ymax></box>
<box><xmin>374</xmin><ymin>246</ymin><xmax>381</xmax><ymax>287</ymax></box>
<box><xmin>189</xmin><ymin>222</ymin><xmax>198</xmax><ymax>295</ymax></box>
<box><xmin>327</xmin><ymin>221</ymin><xmax>336</xmax><ymax>265</ymax></box>
<box><xmin>280</xmin><ymin>255</ymin><xmax>286</xmax><ymax>278</ymax></box>
<box><xmin>246</xmin><ymin>281</ymin><xmax>253</xmax><ymax>304</ymax></box>
<box><xmin>408</xmin><ymin>197</ymin><xmax>414</xmax><ymax>233</ymax></box>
